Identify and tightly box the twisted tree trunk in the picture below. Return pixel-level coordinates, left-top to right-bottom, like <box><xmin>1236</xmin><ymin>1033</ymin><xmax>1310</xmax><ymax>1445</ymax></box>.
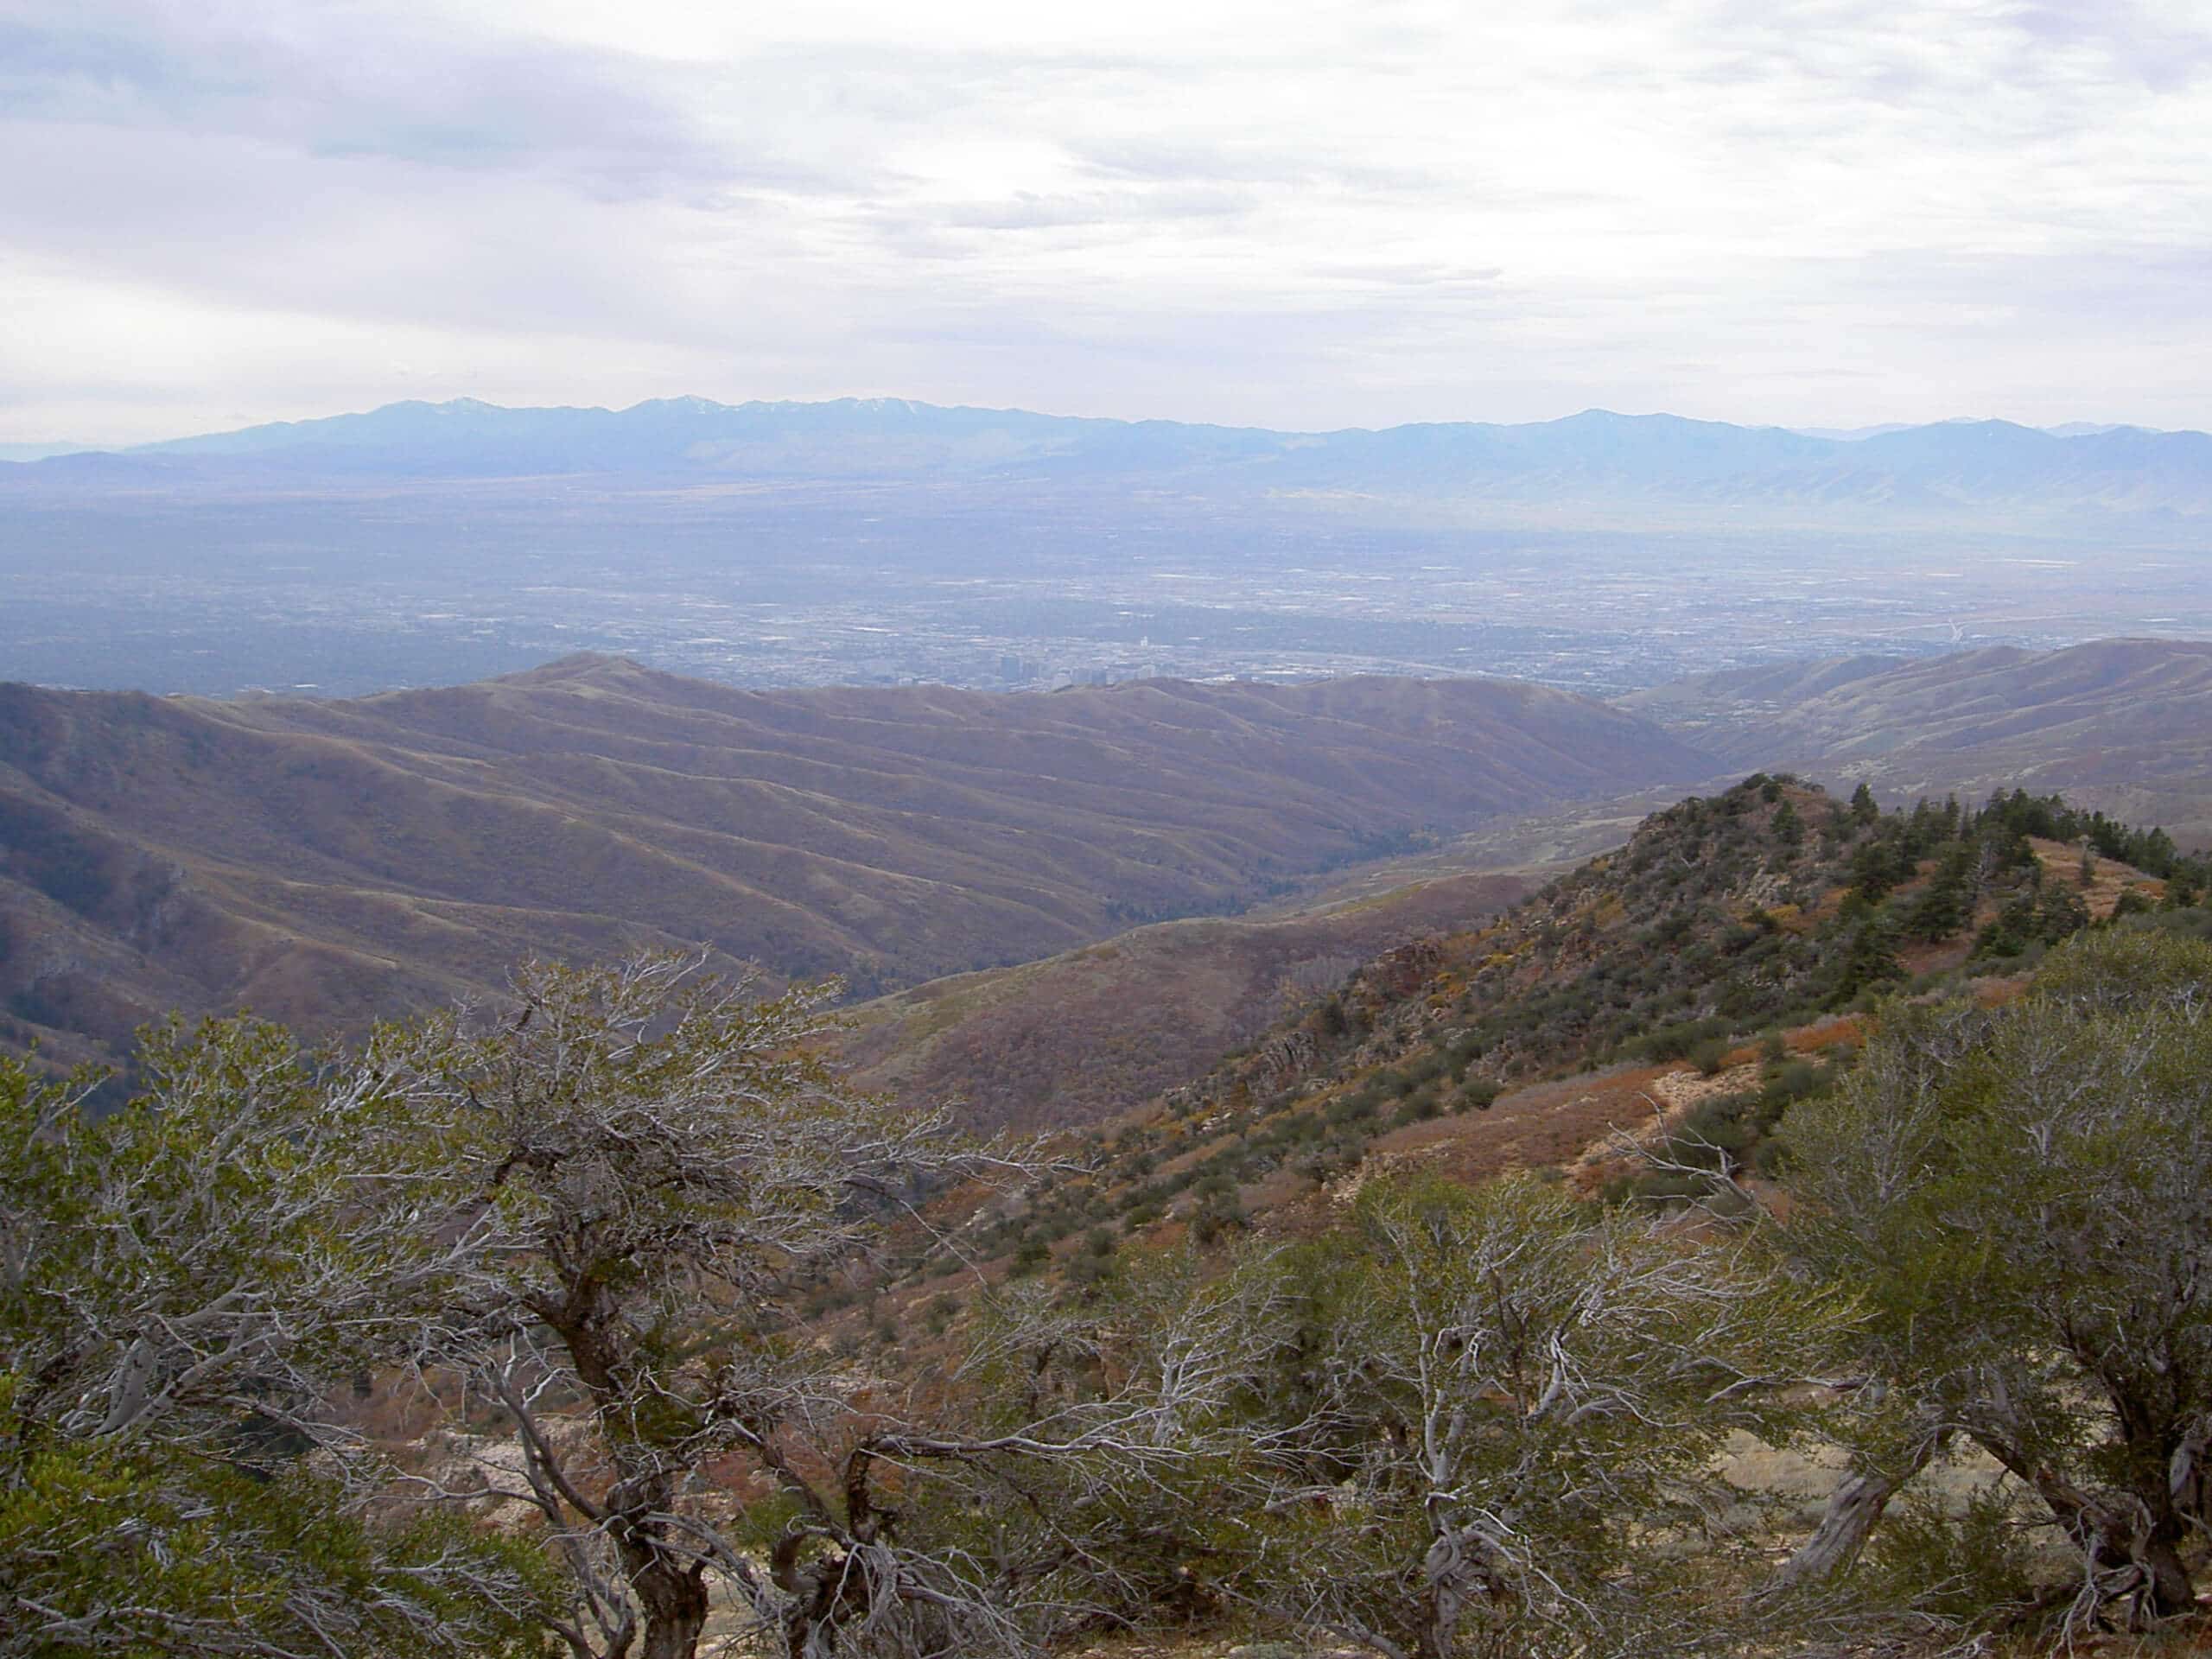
<box><xmin>1767</xmin><ymin>1427</ymin><xmax>1946</xmax><ymax>1596</ymax></box>
<box><xmin>626</xmin><ymin>1549</ymin><xmax>709</xmax><ymax>1659</ymax></box>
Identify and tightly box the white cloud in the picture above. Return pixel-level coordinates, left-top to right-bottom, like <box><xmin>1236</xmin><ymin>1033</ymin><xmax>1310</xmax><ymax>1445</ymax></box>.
<box><xmin>2</xmin><ymin>0</ymin><xmax>2207</xmax><ymax>442</ymax></box>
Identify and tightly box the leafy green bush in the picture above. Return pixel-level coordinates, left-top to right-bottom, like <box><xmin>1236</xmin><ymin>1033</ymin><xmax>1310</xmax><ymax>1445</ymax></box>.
<box><xmin>1456</xmin><ymin>1077</ymin><xmax>1502</xmax><ymax>1112</ymax></box>
<box><xmin>1859</xmin><ymin>1486</ymin><xmax>2039</xmax><ymax>1631</ymax></box>
<box><xmin>1389</xmin><ymin>1088</ymin><xmax>1442</xmax><ymax>1128</ymax></box>
<box><xmin>1688</xmin><ymin>1035</ymin><xmax>1732</xmax><ymax>1076</ymax></box>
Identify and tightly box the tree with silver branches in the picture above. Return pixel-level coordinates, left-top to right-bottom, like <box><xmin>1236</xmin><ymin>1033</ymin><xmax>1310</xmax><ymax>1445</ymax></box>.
<box><xmin>367</xmin><ymin>953</ymin><xmax>963</xmax><ymax>1659</ymax></box>
<box><xmin>828</xmin><ymin>1248</ymin><xmax>1284</xmax><ymax>1655</ymax></box>
<box><xmin>1220</xmin><ymin>1171</ymin><xmax>1850</xmax><ymax>1659</ymax></box>
<box><xmin>395</xmin><ymin>952</ymin><xmax>1262</xmax><ymax>1659</ymax></box>
<box><xmin>0</xmin><ymin>1020</ymin><xmax>551</xmax><ymax>1659</ymax></box>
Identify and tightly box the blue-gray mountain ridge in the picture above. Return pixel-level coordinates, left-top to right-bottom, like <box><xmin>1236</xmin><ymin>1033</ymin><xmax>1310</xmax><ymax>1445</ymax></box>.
<box><xmin>9</xmin><ymin>397</ymin><xmax>2209</xmax><ymax>518</ymax></box>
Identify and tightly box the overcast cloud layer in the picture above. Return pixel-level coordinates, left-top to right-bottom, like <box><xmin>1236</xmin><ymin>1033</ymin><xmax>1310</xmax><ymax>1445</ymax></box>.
<box><xmin>3</xmin><ymin>0</ymin><xmax>2209</xmax><ymax>444</ymax></box>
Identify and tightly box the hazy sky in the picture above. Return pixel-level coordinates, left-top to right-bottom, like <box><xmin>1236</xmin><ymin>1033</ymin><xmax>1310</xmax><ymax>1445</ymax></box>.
<box><xmin>3</xmin><ymin>0</ymin><xmax>2209</xmax><ymax>444</ymax></box>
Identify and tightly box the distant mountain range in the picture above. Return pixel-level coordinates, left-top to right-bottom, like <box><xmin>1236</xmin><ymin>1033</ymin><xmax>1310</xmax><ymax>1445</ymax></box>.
<box><xmin>0</xmin><ymin>442</ymin><xmax>93</xmax><ymax>462</ymax></box>
<box><xmin>1786</xmin><ymin>417</ymin><xmax>2151</xmax><ymax>442</ymax></box>
<box><xmin>7</xmin><ymin>397</ymin><xmax>2209</xmax><ymax>521</ymax></box>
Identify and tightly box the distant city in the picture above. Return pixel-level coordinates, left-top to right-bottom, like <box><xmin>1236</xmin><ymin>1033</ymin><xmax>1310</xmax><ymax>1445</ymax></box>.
<box><xmin>5</xmin><ymin>493</ymin><xmax>2202</xmax><ymax>702</ymax></box>
<box><xmin>5</xmin><ymin>399</ymin><xmax>2207</xmax><ymax>700</ymax></box>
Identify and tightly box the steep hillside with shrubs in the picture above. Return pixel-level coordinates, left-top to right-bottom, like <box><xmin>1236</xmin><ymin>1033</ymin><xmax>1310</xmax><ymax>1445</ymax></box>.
<box><xmin>1172</xmin><ymin>773</ymin><xmax>2197</xmax><ymax>1108</ymax></box>
<box><xmin>934</xmin><ymin>775</ymin><xmax>2208</xmax><ymax>1290</ymax></box>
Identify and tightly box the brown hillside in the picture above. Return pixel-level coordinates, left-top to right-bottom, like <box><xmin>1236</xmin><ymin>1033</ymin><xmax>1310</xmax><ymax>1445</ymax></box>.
<box><xmin>0</xmin><ymin>658</ymin><xmax>1713</xmax><ymax>1071</ymax></box>
<box><xmin>1625</xmin><ymin>638</ymin><xmax>2212</xmax><ymax>843</ymax></box>
<box><xmin>841</xmin><ymin>865</ymin><xmax>1540</xmax><ymax>1133</ymax></box>
<box><xmin>938</xmin><ymin>775</ymin><xmax>2196</xmax><ymax>1293</ymax></box>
